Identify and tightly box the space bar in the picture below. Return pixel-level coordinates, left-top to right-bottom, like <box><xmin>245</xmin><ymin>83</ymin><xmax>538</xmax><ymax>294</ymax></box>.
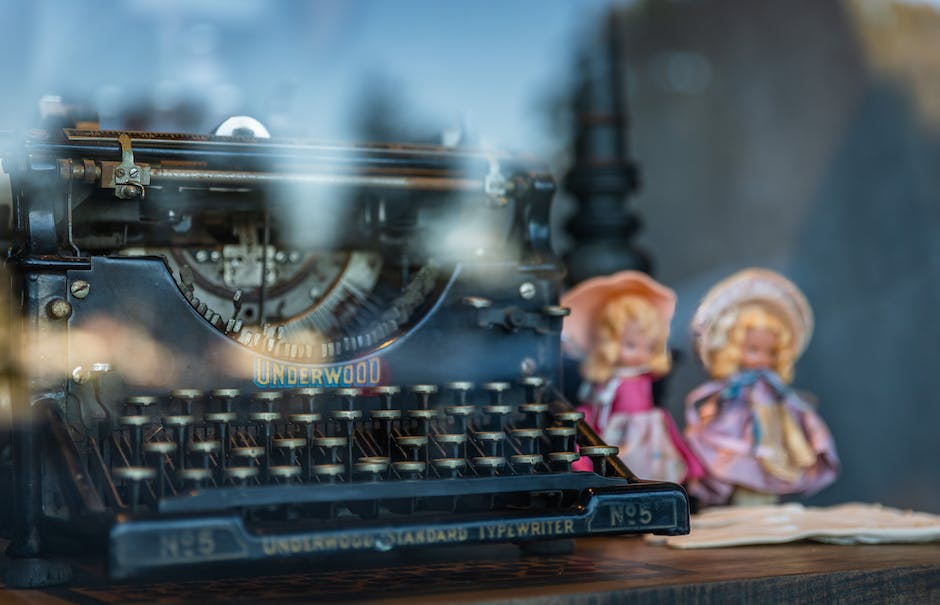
<box><xmin>158</xmin><ymin>473</ymin><xmax>628</xmax><ymax>514</ymax></box>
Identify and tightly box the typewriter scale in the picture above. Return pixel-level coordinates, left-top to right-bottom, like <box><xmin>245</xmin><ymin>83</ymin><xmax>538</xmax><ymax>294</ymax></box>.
<box><xmin>0</xmin><ymin>126</ymin><xmax>689</xmax><ymax>586</ymax></box>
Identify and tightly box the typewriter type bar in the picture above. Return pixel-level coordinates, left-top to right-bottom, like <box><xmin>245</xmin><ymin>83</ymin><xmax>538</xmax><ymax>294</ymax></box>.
<box><xmin>1</xmin><ymin>127</ymin><xmax>689</xmax><ymax>585</ymax></box>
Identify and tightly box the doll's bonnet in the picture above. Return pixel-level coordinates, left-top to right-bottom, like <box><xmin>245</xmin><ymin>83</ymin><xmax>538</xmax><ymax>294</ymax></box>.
<box><xmin>691</xmin><ymin>268</ymin><xmax>814</xmax><ymax>367</ymax></box>
<box><xmin>560</xmin><ymin>271</ymin><xmax>676</xmax><ymax>359</ymax></box>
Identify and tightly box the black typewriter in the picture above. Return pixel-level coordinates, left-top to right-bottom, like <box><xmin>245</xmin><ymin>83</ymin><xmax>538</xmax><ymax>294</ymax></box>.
<box><xmin>0</xmin><ymin>123</ymin><xmax>689</xmax><ymax>586</ymax></box>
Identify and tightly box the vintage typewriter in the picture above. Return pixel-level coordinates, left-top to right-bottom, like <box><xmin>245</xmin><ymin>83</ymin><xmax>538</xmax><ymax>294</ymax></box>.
<box><xmin>0</xmin><ymin>120</ymin><xmax>689</xmax><ymax>586</ymax></box>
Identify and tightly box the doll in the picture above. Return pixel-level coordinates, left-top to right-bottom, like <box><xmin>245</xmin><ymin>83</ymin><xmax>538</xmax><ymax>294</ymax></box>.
<box><xmin>561</xmin><ymin>271</ymin><xmax>704</xmax><ymax>484</ymax></box>
<box><xmin>684</xmin><ymin>268</ymin><xmax>839</xmax><ymax>506</ymax></box>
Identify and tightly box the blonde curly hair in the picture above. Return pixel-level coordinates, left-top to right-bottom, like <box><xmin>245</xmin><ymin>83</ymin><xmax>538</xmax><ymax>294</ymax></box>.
<box><xmin>581</xmin><ymin>294</ymin><xmax>671</xmax><ymax>383</ymax></box>
<box><xmin>707</xmin><ymin>304</ymin><xmax>796</xmax><ymax>383</ymax></box>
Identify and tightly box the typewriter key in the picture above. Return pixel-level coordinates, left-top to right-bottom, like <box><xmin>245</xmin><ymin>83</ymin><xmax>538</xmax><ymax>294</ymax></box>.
<box><xmin>273</xmin><ymin>437</ymin><xmax>306</xmax><ymax>466</ymax></box>
<box><xmin>313</xmin><ymin>463</ymin><xmax>344</xmax><ymax>483</ymax></box>
<box><xmin>547</xmin><ymin>451</ymin><xmax>581</xmax><ymax>473</ymax></box>
<box><xmin>113</xmin><ymin>466</ymin><xmax>157</xmax><ymax>511</ymax></box>
<box><xmin>410</xmin><ymin>384</ymin><xmax>438</xmax><ymax>397</ymax></box>
<box><xmin>119</xmin><ymin>415</ymin><xmax>150</xmax><ymax>466</ymax></box>
<box><xmin>482</xmin><ymin>404</ymin><xmax>513</xmax><ymax>432</ymax></box>
<box><xmin>369</xmin><ymin>409</ymin><xmax>400</xmax><ymax>421</ymax></box>
<box><xmin>188</xmin><ymin>439</ymin><xmax>221</xmax><ymax>472</ymax></box>
<box><xmin>204</xmin><ymin>412</ymin><xmax>237</xmax><ymax>470</ymax></box>
<box><xmin>579</xmin><ymin>445</ymin><xmax>619</xmax><ymax>476</ymax></box>
<box><xmin>553</xmin><ymin>411</ymin><xmax>585</xmax><ymax>426</ymax></box>
<box><xmin>444</xmin><ymin>405</ymin><xmax>475</xmax><ymax>435</ymax></box>
<box><xmin>432</xmin><ymin>458</ymin><xmax>466</xmax><ymax>478</ymax></box>
<box><xmin>224</xmin><ymin>466</ymin><xmax>259</xmax><ymax>486</ymax></box>
<box><xmin>518</xmin><ymin>403</ymin><xmax>549</xmax><ymax>430</ymax></box>
<box><xmin>312</xmin><ymin>436</ymin><xmax>347</xmax><ymax>467</ymax></box>
<box><xmin>231</xmin><ymin>446</ymin><xmax>265</xmax><ymax>474</ymax></box>
<box><xmin>178</xmin><ymin>467</ymin><xmax>213</xmax><ymax>488</ymax></box>
<box><xmin>293</xmin><ymin>388</ymin><xmax>325</xmax><ymax>421</ymax></box>
<box><xmin>445</xmin><ymin>381</ymin><xmax>474</xmax><ymax>405</ymax></box>
<box><xmin>374</xmin><ymin>385</ymin><xmax>401</xmax><ymax>409</ymax></box>
<box><xmin>253</xmin><ymin>391</ymin><xmax>281</xmax><ymax>405</ymax></box>
<box><xmin>269</xmin><ymin>465</ymin><xmax>302</xmax><ymax>483</ymax></box>
<box><xmin>520</xmin><ymin>375</ymin><xmax>547</xmax><ymax>403</ymax></box>
<box><xmin>368</xmin><ymin>407</ymin><xmax>399</xmax><ymax>472</ymax></box>
<box><xmin>169</xmin><ymin>389</ymin><xmax>203</xmax><ymax>415</ymax></box>
<box><xmin>163</xmin><ymin>415</ymin><xmax>196</xmax><ymax>468</ymax></box>
<box><xmin>511</xmin><ymin>428</ymin><xmax>543</xmax><ymax>455</ymax></box>
<box><xmin>126</xmin><ymin>395</ymin><xmax>159</xmax><ymax>415</ymax></box>
<box><xmin>511</xmin><ymin>453</ymin><xmax>543</xmax><ymax>473</ymax></box>
<box><xmin>288</xmin><ymin>414</ymin><xmax>319</xmax><ymax>479</ymax></box>
<box><xmin>434</xmin><ymin>433</ymin><xmax>466</xmax><ymax>459</ymax></box>
<box><xmin>393</xmin><ymin>460</ymin><xmax>426</xmax><ymax>480</ymax></box>
<box><xmin>330</xmin><ymin>409</ymin><xmax>362</xmax><ymax>421</ymax></box>
<box><xmin>205</xmin><ymin>411</ymin><xmax>237</xmax><ymax>423</ymax></box>
<box><xmin>335</xmin><ymin>388</ymin><xmax>362</xmax><ymax>414</ymax></box>
<box><xmin>474</xmin><ymin>431</ymin><xmax>506</xmax><ymax>457</ymax></box>
<box><xmin>248</xmin><ymin>408</ymin><xmax>281</xmax><ymax>473</ymax></box>
<box><xmin>545</xmin><ymin>426</ymin><xmax>577</xmax><ymax>453</ymax></box>
<box><xmin>142</xmin><ymin>440</ymin><xmax>175</xmax><ymax>492</ymax></box>
<box><xmin>482</xmin><ymin>381</ymin><xmax>510</xmax><ymax>400</ymax></box>
<box><xmin>210</xmin><ymin>388</ymin><xmax>240</xmax><ymax>400</ymax></box>
<box><xmin>472</xmin><ymin>456</ymin><xmax>506</xmax><ymax>476</ymax></box>
<box><xmin>395</xmin><ymin>435</ymin><xmax>428</xmax><ymax>466</ymax></box>
<box><xmin>288</xmin><ymin>412</ymin><xmax>320</xmax><ymax>424</ymax></box>
<box><xmin>406</xmin><ymin>408</ymin><xmax>437</xmax><ymax>420</ymax></box>
<box><xmin>355</xmin><ymin>457</ymin><xmax>390</xmax><ymax>480</ymax></box>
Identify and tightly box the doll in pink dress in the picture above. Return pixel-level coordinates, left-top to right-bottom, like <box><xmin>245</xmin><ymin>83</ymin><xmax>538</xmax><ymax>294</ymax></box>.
<box><xmin>684</xmin><ymin>269</ymin><xmax>839</xmax><ymax>506</ymax></box>
<box><xmin>561</xmin><ymin>271</ymin><xmax>704</xmax><ymax>484</ymax></box>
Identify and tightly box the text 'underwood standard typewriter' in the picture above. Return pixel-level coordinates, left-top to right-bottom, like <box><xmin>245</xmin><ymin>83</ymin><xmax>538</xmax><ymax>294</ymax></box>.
<box><xmin>0</xmin><ymin>124</ymin><xmax>688</xmax><ymax>585</ymax></box>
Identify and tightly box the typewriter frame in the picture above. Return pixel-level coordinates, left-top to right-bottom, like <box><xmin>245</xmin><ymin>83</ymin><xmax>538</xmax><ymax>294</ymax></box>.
<box><xmin>1</xmin><ymin>129</ymin><xmax>689</xmax><ymax>586</ymax></box>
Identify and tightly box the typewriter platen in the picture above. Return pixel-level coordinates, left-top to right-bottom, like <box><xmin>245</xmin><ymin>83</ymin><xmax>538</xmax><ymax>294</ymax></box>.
<box><xmin>0</xmin><ymin>125</ymin><xmax>689</xmax><ymax>584</ymax></box>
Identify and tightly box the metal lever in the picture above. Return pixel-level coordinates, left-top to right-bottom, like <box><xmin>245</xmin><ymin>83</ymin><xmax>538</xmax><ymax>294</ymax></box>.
<box><xmin>112</xmin><ymin>134</ymin><xmax>150</xmax><ymax>199</ymax></box>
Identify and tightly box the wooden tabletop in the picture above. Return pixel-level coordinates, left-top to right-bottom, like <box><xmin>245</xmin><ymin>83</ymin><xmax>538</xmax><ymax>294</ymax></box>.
<box><xmin>2</xmin><ymin>536</ymin><xmax>938</xmax><ymax>604</ymax></box>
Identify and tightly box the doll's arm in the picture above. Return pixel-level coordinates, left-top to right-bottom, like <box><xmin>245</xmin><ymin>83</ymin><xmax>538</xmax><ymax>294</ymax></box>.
<box><xmin>696</xmin><ymin>395</ymin><xmax>720</xmax><ymax>425</ymax></box>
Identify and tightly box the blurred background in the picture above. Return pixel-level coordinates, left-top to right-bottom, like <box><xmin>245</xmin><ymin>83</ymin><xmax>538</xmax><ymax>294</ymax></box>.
<box><xmin>0</xmin><ymin>0</ymin><xmax>937</xmax><ymax>512</ymax></box>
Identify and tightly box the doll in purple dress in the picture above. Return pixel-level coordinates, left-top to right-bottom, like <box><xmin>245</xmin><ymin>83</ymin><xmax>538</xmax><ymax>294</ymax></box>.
<box><xmin>684</xmin><ymin>269</ymin><xmax>839</xmax><ymax>506</ymax></box>
<box><xmin>562</xmin><ymin>271</ymin><xmax>704</xmax><ymax>484</ymax></box>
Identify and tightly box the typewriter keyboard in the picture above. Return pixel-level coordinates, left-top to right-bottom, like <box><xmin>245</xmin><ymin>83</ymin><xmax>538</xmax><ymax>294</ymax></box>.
<box><xmin>101</xmin><ymin>379</ymin><xmax>618</xmax><ymax>515</ymax></box>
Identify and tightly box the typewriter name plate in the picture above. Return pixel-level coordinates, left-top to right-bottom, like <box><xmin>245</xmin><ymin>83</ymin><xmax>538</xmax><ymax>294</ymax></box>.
<box><xmin>111</xmin><ymin>491</ymin><xmax>680</xmax><ymax>577</ymax></box>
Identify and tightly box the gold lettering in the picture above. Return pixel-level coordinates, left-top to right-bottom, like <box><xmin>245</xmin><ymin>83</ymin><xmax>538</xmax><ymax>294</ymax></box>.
<box><xmin>355</xmin><ymin>362</ymin><xmax>367</xmax><ymax>385</ymax></box>
<box><xmin>564</xmin><ymin>520</ymin><xmax>574</xmax><ymax>534</ymax></box>
<box><xmin>324</xmin><ymin>367</ymin><xmax>341</xmax><ymax>385</ymax></box>
<box><xmin>198</xmin><ymin>529</ymin><xmax>215</xmax><ymax>556</ymax></box>
<box><xmin>180</xmin><ymin>531</ymin><xmax>195</xmax><ymax>557</ymax></box>
<box><xmin>286</xmin><ymin>367</ymin><xmax>297</xmax><ymax>385</ymax></box>
<box><xmin>369</xmin><ymin>358</ymin><xmax>381</xmax><ymax>384</ymax></box>
<box><xmin>639</xmin><ymin>506</ymin><xmax>652</xmax><ymax>525</ymax></box>
<box><xmin>341</xmin><ymin>365</ymin><xmax>353</xmax><ymax>385</ymax></box>
<box><xmin>261</xmin><ymin>537</ymin><xmax>276</xmax><ymax>556</ymax></box>
<box><xmin>255</xmin><ymin>360</ymin><xmax>269</xmax><ymax>386</ymax></box>
<box><xmin>273</xmin><ymin>363</ymin><xmax>285</xmax><ymax>384</ymax></box>
<box><xmin>311</xmin><ymin>368</ymin><xmax>323</xmax><ymax>385</ymax></box>
<box><xmin>160</xmin><ymin>534</ymin><xmax>180</xmax><ymax>559</ymax></box>
<box><xmin>611</xmin><ymin>506</ymin><xmax>625</xmax><ymax>526</ymax></box>
<box><xmin>299</xmin><ymin>367</ymin><xmax>310</xmax><ymax>384</ymax></box>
